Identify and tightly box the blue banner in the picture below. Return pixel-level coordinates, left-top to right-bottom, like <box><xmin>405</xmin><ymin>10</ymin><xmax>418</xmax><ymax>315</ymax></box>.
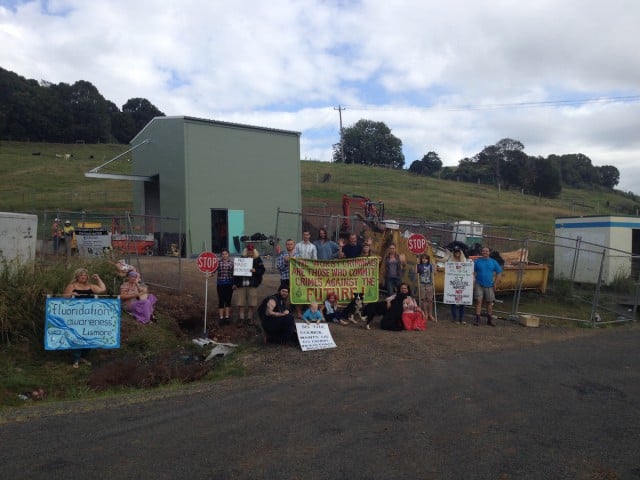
<box><xmin>44</xmin><ymin>297</ymin><xmax>121</xmax><ymax>350</ymax></box>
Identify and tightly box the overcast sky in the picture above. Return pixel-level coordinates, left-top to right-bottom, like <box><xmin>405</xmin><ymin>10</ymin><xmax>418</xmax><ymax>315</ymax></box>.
<box><xmin>2</xmin><ymin>0</ymin><xmax>639</xmax><ymax>194</ymax></box>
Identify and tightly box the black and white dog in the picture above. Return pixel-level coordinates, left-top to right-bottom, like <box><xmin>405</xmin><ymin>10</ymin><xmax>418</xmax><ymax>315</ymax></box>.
<box><xmin>362</xmin><ymin>299</ymin><xmax>388</xmax><ymax>330</ymax></box>
<box><xmin>342</xmin><ymin>292</ymin><xmax>366</xmax><ymax>324</ymax></box>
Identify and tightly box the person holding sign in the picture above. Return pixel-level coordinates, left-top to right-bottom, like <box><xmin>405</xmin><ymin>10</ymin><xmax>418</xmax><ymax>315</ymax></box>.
<box><xmin>417</xmin><ymin>254</ymin><xmax>436</xmax><ymax>323</ymax></box>
<box><xmin>216</xmin><ymin>249</ymin><xmax>234</xmax><ymax>324</ymax></box>
<box><xmin>314</xmin><ymin>228</ymin><xmax>340</xmax><ymax>260</ymax></box>
<box><xmin>258</xmin><ymin>286</ymin><xmax>297</xmax><ymax>344</ymax></box>
<box><xmin>449</xmin><ymin>246</ymin><xmax>468</xmax><ymax>324</ymax></box>
<box><xmin>276</xmin><ymin>239</ymin><xmax>296</xmax><ymax>290</ymax></box>
<box><xmin>233</xmin><ymin>243</ymin><xmax>265</xmax><ymax>325</ymax></box>
<box><xmin>63</xmin><ymin>268</ymin><xmax>106</xmax><ymax>368</ymax></box>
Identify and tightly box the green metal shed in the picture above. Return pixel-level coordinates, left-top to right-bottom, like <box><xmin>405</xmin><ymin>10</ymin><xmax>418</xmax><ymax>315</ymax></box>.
<box><xmin>129</xmin><ymin>116</ymin><xmax>301</xmax><ymax>257</ymax></box>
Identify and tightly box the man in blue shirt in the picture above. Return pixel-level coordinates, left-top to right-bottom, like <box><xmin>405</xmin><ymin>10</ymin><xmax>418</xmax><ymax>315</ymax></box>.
<box><xmin>473</xmin><ymin>246</ymin><xmax>503</xmax><ymax>326</ymax></box>
<box><xmin>314</xmin><ymin>228</ymin><xmax>340</xmax><ymax>260</ymax></box>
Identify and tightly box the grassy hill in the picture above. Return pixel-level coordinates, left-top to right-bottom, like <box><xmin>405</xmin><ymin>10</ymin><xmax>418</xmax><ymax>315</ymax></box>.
<box><xmin>1</xmin><ymin>141</ymin><xmax>638</xmax><ymax>234</ymax></box>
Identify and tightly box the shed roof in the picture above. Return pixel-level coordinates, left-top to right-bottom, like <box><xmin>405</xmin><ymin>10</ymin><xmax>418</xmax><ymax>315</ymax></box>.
<box><xmin>132</xmin><ymin>115</ymin><xmax>301</xmax><ymax>144</ymax></box>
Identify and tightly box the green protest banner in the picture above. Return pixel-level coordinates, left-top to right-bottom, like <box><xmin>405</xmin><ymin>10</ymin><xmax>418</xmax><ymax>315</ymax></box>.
<box><xmin>289</xmin><ymin>257</ymin><xmax>380</xmax><ymax>304</ymax></box>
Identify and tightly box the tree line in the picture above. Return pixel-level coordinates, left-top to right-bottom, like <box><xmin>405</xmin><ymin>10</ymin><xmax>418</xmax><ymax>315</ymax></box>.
<box><xmin>0</xmin><ymin>67</ymin><xmax>164</xmax><ymax>144</ymax></box>
<box><xmin>333</xmin><ymin>119</ymin><xmax>621</xmax><ymax>198</ymax></box>
<box><xmin>0</xmin><ymin>67</ymin><xmax>624</xmax><ymax>199</ymax></box>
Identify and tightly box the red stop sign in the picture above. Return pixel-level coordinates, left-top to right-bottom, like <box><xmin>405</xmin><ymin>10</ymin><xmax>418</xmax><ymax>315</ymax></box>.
<box><xmin>197</xmin><ymin>251</ymin><xmax>219</xmax><ymax>274</ymax></box>
<box><xmin>407</xmin><ymin>234</ymin><xmax>427</xmax><ymax>254</ymax></box>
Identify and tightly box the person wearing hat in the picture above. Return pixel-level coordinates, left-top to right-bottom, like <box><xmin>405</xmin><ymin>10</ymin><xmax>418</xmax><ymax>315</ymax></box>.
<box><xmin>233</xmin><ymin>243</ymin><xmax>265</xmax><ymax>325</ymax></box>
<box><xmin>63</xmin><ymin>220</ymin><xmax>75</xmax><ymax>257</ymax></box>
<box><xmin>448</xmin><ymin>245</ymin><xmax>468</xmax><ymax>324</ymax></box>
<box><xmin>119</xmin><ymin>270</ymin><xmax>158</xmax><ymax>324</ymax></box>
<box><xmin>51</xmin><ymin>217</ymin><xmax>63</xmax><ymax>254</ymax></box>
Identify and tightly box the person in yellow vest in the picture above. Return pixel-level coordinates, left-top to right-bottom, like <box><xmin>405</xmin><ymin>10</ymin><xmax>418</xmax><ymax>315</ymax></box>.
<box><xmin>51</xmin><ymin>217</ymin><xmax>63</xmax><ymax>254</ymax></box>
<box><xmin>63</xmin><ymin>220</ymin><xmax>75</xmax><ymax>257</ymax></box>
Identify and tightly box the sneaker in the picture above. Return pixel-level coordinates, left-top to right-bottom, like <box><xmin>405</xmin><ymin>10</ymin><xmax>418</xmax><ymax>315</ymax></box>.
<box><xmin>459</xmin><ymin>319</ymin><xmax>466</xmax><ymax>325</ymax></box>
<box><xmin>473</xmin><ymin>315</ymin><xmax>480</xmax><ymax>326</ymax></box>
<box><xmin>487</xmin><ymin>316</ymin><xmax>496</xmax><ymax>327</ymax></box>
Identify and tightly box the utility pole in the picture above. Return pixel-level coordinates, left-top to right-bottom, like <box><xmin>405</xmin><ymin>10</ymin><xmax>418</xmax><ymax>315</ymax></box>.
<box><xmin>334</xmin><ymin>105</ymin><xmax>345</xmax><ymax>163</ymax></box>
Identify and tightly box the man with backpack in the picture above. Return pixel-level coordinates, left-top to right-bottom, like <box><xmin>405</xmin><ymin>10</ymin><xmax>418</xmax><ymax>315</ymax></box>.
<box><xmin>258</xmin><ymin>286</ymin><xmax>297</xmax><ymax>345</ymax></box>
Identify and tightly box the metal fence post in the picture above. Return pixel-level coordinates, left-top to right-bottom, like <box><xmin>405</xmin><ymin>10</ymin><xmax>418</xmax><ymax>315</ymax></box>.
<box><xmin>633</xmin><ymin>271</ymin><xmax>640</xmax><ymax>323</ymax></box>
<box><xmin>511</xmin><ymin>237</ymin><xmax>528</xmax><ymax>317</ymax></box>
<box><xmin>590</xmin><ymin>249</ymin><xmax>606</xmax><ymax>325</ymax></box>
<box><xmin>570</xmin><ymin>235</ymin><xmax>582</xmax><ymax>282</ymax></box>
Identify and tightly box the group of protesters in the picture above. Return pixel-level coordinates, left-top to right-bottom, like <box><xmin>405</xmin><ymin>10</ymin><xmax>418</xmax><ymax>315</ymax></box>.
<box><xmin>260</xmin><ymin>229</ymin><xmax>503</xmax><ymax>345</ymax></box>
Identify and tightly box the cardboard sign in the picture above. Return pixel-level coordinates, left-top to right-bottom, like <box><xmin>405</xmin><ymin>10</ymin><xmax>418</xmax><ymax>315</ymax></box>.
<box><xmin>443</xmin><ymin>261</ymin><xmax>474</xmax><ymax>306</ymax></box>
<box><xmin>233</xmin><ymin>257</ymin><xmax>253</xmax><ymax>277</ymax></box>
<box><xmin>295</xmin><ymin>322</ymin><xmax>337</xmax><ymax>351</ymax></box>
<box><xmin>45</xmin><ymin>297</ymin><xmax>121</xmax><ymax>350</ymax></box>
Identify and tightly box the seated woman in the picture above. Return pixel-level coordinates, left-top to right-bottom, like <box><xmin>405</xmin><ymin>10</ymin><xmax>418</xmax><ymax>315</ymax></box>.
<box><xmin>401</xmin><ymin>289</ymin><xmax>426</xmax><ymax>331</ymax></box>
<box><xmin>380</xmin><ymin>282</ymin><xmax>412</xmax><ymax>331</ymax></box>
<box><xmin>324</xmin><ymin>293</ymin><xmax>348</xmax><ymax>326</ymax></box>
<box><xmin>119</xmin><ymin>271</ymin><xmax>157</xmax><ymax>324</ymax></box>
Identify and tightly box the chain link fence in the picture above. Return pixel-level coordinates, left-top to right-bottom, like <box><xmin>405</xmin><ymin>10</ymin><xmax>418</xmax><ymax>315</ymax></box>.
<box><xmin>39</xmin><ymin>210</ymin><xmax>183</xmax><ymax>291</ymax></box>
<box><xmin>275</xmin><ymin>209</ymin><xmax>639</xmax><ymax>326</ymax></box>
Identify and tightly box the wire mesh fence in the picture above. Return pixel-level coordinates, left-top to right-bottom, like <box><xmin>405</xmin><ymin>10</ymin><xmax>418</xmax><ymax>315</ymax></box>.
<box><xmin>39</xmin><ymin>210</ymin><xmax>183</xmax><ymax>291</ymax></box>
<box><xmin>275</xmin><ymin>209</ymin><xmax>639</xmax><ymax>326</ymax></box>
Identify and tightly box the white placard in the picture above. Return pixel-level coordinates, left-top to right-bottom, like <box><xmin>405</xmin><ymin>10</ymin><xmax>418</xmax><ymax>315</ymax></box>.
<box><xmin>295</xmin><ymin>322</ymin><xmax>337</xmax><ymax>351</ymax></box>
<box><xmin>76</xmin><ymin>232</ymin><xmax>112</xmax><ymax>257</ymax></box>
<box><xmin>233</xmin><ymin>257</ymin><xmax>253</xmax><ymax>277</ymax></box>
<box><xmin>443</xmin><ymin>261</ymin><xmax>474</xmax><ymax>305</ymax></box>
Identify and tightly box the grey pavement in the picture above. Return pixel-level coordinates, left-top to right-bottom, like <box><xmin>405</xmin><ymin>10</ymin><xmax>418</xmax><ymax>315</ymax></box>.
<box><xmin>1</xmin><ymin>328</ymin><xmax>639</xmax><ymax>479</ymax></box>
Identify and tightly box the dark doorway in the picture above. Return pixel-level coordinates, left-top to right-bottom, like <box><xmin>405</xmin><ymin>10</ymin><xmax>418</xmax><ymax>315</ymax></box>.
<box><xmin>211</xmin><ymin>209</ymin><xmax>229</xmax><ymax>253</ymax></box>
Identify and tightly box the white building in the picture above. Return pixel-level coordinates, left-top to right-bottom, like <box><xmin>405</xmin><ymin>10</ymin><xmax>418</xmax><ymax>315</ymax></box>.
<box><xmin>554</xmin><ymin>215</ymin><xmax>640</xmax><ymax>284</ymax></box>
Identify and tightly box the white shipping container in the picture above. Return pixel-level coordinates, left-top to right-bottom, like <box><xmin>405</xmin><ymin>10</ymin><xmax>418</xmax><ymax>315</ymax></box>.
<box><xmin>0</xmin><ymin>212</ymin><xmax>38</xmax><ymax>264</ymax></box>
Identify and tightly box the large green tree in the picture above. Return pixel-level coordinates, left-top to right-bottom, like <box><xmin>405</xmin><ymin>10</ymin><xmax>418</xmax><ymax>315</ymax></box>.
<box><xmin>597</xmin><ymin>165</ymin><xmax>620</xmax><ymax>189</ymax></box>
<box><xmin>409</xmin><ymin>151</ymin><xmax>442</xmax><ymax>176</ymax></box>
<box><xmin>333</xmin><ymin>119</ymin><xmax>404</xmax><ymax>169</ymax></box>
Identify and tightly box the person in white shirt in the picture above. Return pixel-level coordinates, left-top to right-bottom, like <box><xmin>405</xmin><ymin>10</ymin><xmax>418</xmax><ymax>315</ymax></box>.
<box><xmin>294</xmin><ymin>230</ymin><xmax>317</xmax><ymax>259</ymax></box>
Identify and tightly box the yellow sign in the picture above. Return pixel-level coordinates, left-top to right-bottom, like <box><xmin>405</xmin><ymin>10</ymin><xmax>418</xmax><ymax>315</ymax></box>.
<box><xmin>289</xmin><ymin>257</ymin><xmax>380</xmax><ymax>304</ymax></box>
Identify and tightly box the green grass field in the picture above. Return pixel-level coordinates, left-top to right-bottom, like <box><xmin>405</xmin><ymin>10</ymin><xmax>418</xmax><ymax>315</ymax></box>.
<box><xmin>2</xmin><ymin>140</ymin><xmax>638</xmax><ymax>235</ymax></box>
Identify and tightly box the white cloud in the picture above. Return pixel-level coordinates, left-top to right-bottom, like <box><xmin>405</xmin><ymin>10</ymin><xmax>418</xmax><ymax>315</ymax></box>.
<box><xmin>1</xmin><ymin>0</ymin><xmax>639</xmax><ymax>193</ymax></box>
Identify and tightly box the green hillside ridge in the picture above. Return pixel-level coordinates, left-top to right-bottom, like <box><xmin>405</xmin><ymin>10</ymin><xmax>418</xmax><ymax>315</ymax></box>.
<box><xmin>1</xmin><ymin>141</ymin><xmax>638</xmax><ymax>234</ymax></box>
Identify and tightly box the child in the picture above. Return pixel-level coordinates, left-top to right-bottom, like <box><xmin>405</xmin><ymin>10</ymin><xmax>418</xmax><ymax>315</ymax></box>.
<box><xmin>302</xmin><ymin>301</ymin><xmax>325</xmax><ymax>324</ymax></box>
<box><xmin>324</xmin><ymin>293</ymin><xmax>348</xmax><ymax>325</ymax></box>
<box><xmin>137</xmin><ymin>283</ymin><xmax>149</xmax><ymax>300</ymax></box>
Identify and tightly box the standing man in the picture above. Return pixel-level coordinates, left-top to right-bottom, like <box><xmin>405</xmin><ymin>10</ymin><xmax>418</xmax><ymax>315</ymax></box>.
<box><xmin>314</xmin><ymin>228</ymin><xmax>340</xmax><ymax>260</ymax></box>
<box><xmin>233</xmin><ymin>243</ymin><xmax>265</xmax><ymax>325</ymax></box>
<box><xmin>51</xmin><ymin>217</ymin><xmax>62</xmax><ymax>255</ymax></box>
<box><xmin>339</xmin><ymin>233</ymin><xmax>362</xmax><ymax>258</ymax></box>
<box><xmin>473</xmin><ymin>246</ymin><xmax>503</xmax><ymax>326</ymax></box>
<box><xmin>277</xmin><ymin>239</ymin><xmax>296</xmax><ymax>290</ymax></box>
<box><xmin>294</xmin><ymin>230</ymin><xmax>317</xmax><ymax>260</ymax></box>
<box><xmin>63</xmin><ymin>220</ymin><xmax>75</xmax><ymax>257</ymax></box>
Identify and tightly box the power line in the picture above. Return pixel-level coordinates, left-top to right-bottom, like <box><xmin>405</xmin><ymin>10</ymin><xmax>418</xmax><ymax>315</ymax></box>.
<box><xmin>340</xmin><ymin>95</ymin><xmax>640</xmax><ymax>112</ymax></box>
